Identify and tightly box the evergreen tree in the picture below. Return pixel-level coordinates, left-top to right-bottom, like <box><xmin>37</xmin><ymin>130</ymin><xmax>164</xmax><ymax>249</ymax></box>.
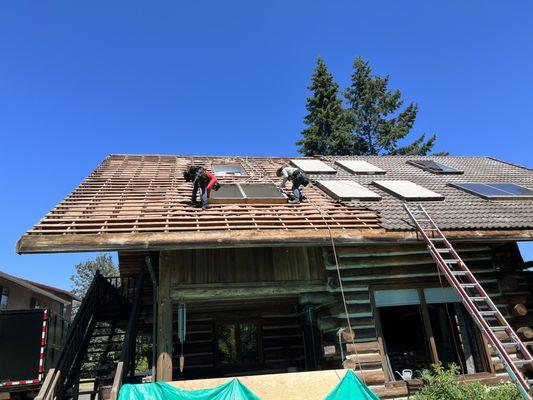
<box><xmin>70</xmin><ymin>253</ymin><xmax>118</xmax><ymax>313</ymax></box>
<box><xmin>297</xmin><ymin>57</ymin><xmax>353</xmax><ymax>156</ymax></box>
<box><xmin>343</xmin><ymin>57</ymin><xmax>438</xmax><ymax>156</ymax></box>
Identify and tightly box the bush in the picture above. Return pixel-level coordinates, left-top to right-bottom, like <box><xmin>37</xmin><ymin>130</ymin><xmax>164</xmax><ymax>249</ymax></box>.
<box><xmin>413</xmin><ymin>364</ymin><xmax>521</xmax><ymax>400</ymax></box>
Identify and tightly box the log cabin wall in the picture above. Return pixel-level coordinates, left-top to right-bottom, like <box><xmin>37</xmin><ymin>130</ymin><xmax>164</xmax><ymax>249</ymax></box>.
<box><xmin>119</xmin><ymin>240</ymin><xmax>531</xmax><ymax>389</ymax></box>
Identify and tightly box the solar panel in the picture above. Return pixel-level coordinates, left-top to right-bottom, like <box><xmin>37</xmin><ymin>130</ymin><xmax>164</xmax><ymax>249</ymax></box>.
<box><xmin>408</xmin><ymin>160</ymin><xmax>463</xmax><ymax>174</ymax></box>
<box><xmin>451</xmin><ymin>183</ymin><xmax>533</xmax><ymax>200</ymax></box>
<box><xmin>335</xmin><ymin>160</ymin><xmax>385</xmax><ymax>175</ymax></box>
<box><xmin>211</xmin><ymin>183</ymin><xmax>287</xmax><ymax>204</ymax></box>
<box><xmin>316</xmin><ymin>180</ymin><xmax>382</xmax><ymax>201</ymax></box>
<box><xmin>373</xmin><ymin>180</ymin><xmax>444</xmax><ymax>201</ymax></box>
<box><xmin>290</xmin><ymin>159</ymin><xmax>337</xmax><ymax>174</ymax></box>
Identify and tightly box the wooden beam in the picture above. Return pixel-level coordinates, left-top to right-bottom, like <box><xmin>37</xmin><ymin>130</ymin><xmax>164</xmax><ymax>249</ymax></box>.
<box><xmin>16</xmin><ymin>228</ymin><xmax>533</xmax><ymax>254</ymax></box>
<box><xmin>156</xmin><ymin>252</ymin><xmax>173</xmax><ymax>382</ymax></box>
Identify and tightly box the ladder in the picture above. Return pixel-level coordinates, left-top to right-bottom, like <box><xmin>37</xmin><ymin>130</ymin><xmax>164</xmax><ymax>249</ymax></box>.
<box><xmin>404</xmin><ymin>203</ymin><xmax>533</xmax><ymax>400</ymax></box>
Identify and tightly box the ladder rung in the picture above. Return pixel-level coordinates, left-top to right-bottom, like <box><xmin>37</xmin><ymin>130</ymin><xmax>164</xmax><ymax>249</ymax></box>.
<box><xmin>501</xmin><ymin>342</ymin><xmax>519</xmax><ymax>348</ymax></box>
<box><xmin>479</xmin><ymin>311</ymin><xmax>497</xmax><ymax>316</ymax></box>
<box><xmin>468</xmin><ymin>297</ymin><xmax>487</xmax><ymax>302</ymax></box>
<box><xmin>442</xmin><ymin>259</ymin><xmax>459</xmax><ymax>263</ymax></box>
<box><xmin>460</xmin><ymin>284</ymin><xmax>477</xmax><ymax>288</ymax></box>
<box><xmin>430</xmin><ymin>238</ymin><xmax>445</xmax><ymax>241</ymax></box>
<box><xmin>436</xmin><ymin>248</ymin><xmax>451</xmax><ymax>253</ymax></box>
<box><xmin>424</xmin><ymin>228</ymin><xmax>439</xmax><ymax>231</ymax></box>
<box><xmin>513</xmin><ymin>360</ymin><xmax>533</xmax><ymax>365</ymax></box>
<box><xmin>451</xmin><ymin>271</ymin><xmax>468</xmax><ymax>276</ymax></box>
<box><xmin>490</xmin><ymin>326</ymin><xmax>508</xmax><ymax>331</ymax></box>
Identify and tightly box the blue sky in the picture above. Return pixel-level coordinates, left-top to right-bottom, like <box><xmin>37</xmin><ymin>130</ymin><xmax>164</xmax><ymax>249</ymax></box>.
<box><xmin>0</xmin><ymin>1</ymin><xmax>532</xmax><ymax>290</ymax></box>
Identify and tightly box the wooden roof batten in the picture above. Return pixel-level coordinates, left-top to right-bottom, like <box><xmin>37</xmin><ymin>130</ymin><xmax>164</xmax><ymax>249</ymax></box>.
<box><xmin>16</xmin><ymin>154</ymin><xmax>533</xmax><ymax>254</ymax></box>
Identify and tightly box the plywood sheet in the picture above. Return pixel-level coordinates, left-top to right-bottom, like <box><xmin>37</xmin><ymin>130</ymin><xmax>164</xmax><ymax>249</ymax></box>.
<box><xmin>335</xmin><ymin>160</ymin><xmax>385</xmax><ymax>175</ymax></box>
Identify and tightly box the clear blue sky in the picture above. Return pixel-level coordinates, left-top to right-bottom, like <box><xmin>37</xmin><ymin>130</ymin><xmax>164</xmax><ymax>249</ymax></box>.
<box><xmin>1</xmin><ymin>1</ymin><xmax>532</xmax><ymax>290</ymax></box>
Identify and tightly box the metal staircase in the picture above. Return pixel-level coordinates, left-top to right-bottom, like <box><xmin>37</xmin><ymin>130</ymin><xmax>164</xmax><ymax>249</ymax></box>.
<box><xmin>404</xmin><ymin>203</ymin><xmax>533</xmax><ymax>400</ymax></box>
<box><xmin>36</xmin><ymin>272</ymin><xmax>143</xmax><ymax>400</ymax></box>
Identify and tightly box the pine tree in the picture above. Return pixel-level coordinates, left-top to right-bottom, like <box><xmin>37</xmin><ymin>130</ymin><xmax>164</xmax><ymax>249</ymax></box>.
<box><xmin>70</xmin><ymin>253</ymin><xmax>118</xmax><ymax>314</ymax></box>
<box><xmin>297</xmin><ymin>57</ymin><xmax>353</xmax><ymax>156</ymax></box>
<box><xmin>343</xmin><ymin>57</ymin><xmax>437</xmax><ymax>156</ymax></box>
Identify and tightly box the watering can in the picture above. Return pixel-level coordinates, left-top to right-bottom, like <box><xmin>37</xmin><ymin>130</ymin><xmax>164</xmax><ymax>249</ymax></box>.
<box><xmin>395</xmin><ymin>369</ymin><xmax>413</xmax><ymax>380</ymax></box>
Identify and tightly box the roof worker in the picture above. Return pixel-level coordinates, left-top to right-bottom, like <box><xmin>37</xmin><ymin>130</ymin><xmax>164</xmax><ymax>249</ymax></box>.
<box><xmin>183</xmin><ymin>165</ymin><xmax>220</xmax><ymax>209</ymax></box>
<box><xmin>276</xmin><ymin>165</ymin><xmax>309</xmax><ymax>204</ymax></box>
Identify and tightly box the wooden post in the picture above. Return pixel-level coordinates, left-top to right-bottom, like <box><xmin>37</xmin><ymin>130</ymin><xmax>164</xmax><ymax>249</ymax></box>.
<box><xmin>157</xmin><ymin>252</ymin><xmax>173</xmax><ymax>381</ymax></box>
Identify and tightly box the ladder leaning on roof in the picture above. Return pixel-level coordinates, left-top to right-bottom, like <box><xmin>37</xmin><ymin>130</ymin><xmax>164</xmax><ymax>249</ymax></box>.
<box><xmin>404</xmin><ymin>203</ymin><xmax>533</xmax><ymax>400</ymax></box>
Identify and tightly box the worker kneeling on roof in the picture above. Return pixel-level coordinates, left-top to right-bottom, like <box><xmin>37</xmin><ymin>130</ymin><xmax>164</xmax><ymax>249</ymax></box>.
<box><xmin>183</xmin><ymin>165</ymin><xmax>220</xmax><ymax>209</ymax></box>
<box><xmin>277</xmin><ymin>165</ymin><xmax>309</xmax><ymax>204</ymax></box>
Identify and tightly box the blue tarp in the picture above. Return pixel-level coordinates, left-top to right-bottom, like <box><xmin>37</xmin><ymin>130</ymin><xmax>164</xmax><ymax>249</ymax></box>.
<box><xmin>119</xmin><ymin>379</ymin><xmax>260</xmax><ymax>400</ymax></box>
<box><xmin>323</xmin><ymin>370</ymin><xmax>381</xmax><ymax>400</ymax></box>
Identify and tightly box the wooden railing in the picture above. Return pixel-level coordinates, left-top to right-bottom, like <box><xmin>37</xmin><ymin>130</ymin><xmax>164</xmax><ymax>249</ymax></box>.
<box><xmin>36</xmin><ymin>273</ymin><xmax>137</xmax><ymax>400</ymax></box>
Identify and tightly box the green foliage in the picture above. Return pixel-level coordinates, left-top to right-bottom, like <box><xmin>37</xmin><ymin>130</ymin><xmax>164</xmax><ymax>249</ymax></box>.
<box><xmin>296</xmin><ymin>57</ymin><xmax>353</xmax><ymax>156</ymax></box>
<box><xmin>70</xmin><ymin>253</ymin><xmax>118</xmax><ymax>306</ymax></box>
<box><xmin>297</xmin><ymin>56</ymin><xmax>445</xmax><ymax>156</ymax></box>
<box><xmin>414</xmin><ymin>364</ymin><xmax>521</xmax><ymax>400</ymax></box>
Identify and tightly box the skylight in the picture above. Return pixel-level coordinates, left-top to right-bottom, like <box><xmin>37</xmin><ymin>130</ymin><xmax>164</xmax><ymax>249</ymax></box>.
<box><xmin>451</xmin><ymin>183</ymin><xmax>533</xmax><ymax>200</ymax></box>
<box><xmin>290</xmin><ymin>159</ymin><xmax>337</xmax><ymax>174</ymax></box>
<box><xmin>316</xmin><ymin>180</ymin><xmax>381</xmax><ymax>201</ymax></box>
<box><xmin>373</xmin><ymin>180</ymin><xmax>444</xmax><ymax>201</ymax></box>
<box><xmin>335</xmin><ymin>160</ymin><xmax>385</xmax><ymax>175</ymax></box>
<box><xmin>408</xmin><ymin>160</ymin><xmax>463</xmax><ymax>174</ymax></box>
<box><xmin>212</xmin><ymin>164</ymin><xmax>246</xmax><ymax>177</ymax></box>
<box><xmin>210</xmin><ymin>183</ymin><xmax>287</xmax><ymax>204</ymax></box>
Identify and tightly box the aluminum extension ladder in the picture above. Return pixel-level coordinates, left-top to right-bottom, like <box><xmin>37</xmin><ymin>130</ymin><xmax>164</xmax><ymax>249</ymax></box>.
<box><xmin>404</xmin><ymin>203</ymin><xmax>533</xmax><ymax>399</ymax></box>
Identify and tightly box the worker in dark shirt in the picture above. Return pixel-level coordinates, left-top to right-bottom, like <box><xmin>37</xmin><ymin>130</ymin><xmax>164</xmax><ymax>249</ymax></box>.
<box><xmin>276</xmin><ymin>165</ymin><xmax>309</xmax><ymax>203</ymax></box>
<box><xmin>183</xmin><ymin>166</ymin><xmax>219</xmax><ymax>209</ymax></box>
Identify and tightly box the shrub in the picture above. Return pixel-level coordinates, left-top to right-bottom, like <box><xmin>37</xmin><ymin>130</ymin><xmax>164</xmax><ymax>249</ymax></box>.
<box><xmin>413</xmin><ymin>364</ymin><xmax>521</xmax><ymax>400</ymax></box>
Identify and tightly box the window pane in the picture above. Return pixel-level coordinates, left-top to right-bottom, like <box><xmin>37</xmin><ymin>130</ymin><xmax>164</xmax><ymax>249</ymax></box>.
<box><xmin>453</xmin><ymin>183</ymin><xmax>511</xmax><ymax>197</ymax></box>
<box><xmin>488</xmin><ymin>184</ymin><xmax>533</xmax><ymax>196</ymax></box>
<box><xmin>239</xmin><ymin>323</ymin><xmax>259</xmax><ymax>364</ymax></box>
<box><xmin>216</xmin><ymin>324</ymin><xmax>237</xmax><ymax>365</ymax></box>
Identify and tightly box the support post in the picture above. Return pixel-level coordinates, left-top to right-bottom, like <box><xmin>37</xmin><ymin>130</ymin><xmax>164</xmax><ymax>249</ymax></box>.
<box><xmin>156</xmin><ymin>252</ymin><xmax>173</xmax><ymax>381</ymax></box>
<box><xmin>145</xmin><ymin>255</ymin><xmax>158</xmax><ymax>382</ymax></box>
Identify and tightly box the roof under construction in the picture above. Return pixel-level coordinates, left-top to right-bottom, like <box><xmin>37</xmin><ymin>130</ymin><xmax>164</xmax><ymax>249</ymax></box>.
<box><xmin>16</xmin><ymin>154</ymin><xmax>533</xmax><ymax>253</ymax></box>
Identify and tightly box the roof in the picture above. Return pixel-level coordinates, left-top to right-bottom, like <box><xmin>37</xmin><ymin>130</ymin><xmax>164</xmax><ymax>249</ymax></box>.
<box><xmin>16</xmin><ymin>154</ymin><xmax>533</xmax><ymax>253</ymax></box>
<box><xmin>22</xmin><ymin>279</ymin><xmax>80</xmax><ymax>301</ymax></box>
<box><xmin>0</xmin><ymin>270</ymin><xmax>75</xmax><ymax>304</ymax></box>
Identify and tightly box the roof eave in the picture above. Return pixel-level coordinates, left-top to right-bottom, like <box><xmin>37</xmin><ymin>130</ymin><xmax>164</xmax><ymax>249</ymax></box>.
<box><xmin>16</xmin><ymin>228</ymin><xmax>533</xmax><ymax>254</ymax></box>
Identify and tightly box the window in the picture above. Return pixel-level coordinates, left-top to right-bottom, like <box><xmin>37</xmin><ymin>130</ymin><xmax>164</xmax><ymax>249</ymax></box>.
<box><xmin>210</xmin><ymin>183</ymin><xmax>287</xmax><ymax>204</ymax></box>
<box><xmin>290</xmin><ymin>159</ymin><xmax>337</xmax><ymax>174</ymax></box>
<box><xmin>373</xmin><ymin>180</ymin><xmax>444</xmax><ymax>201</ymax></box>
<box><xmin>451</xmin><ymin>183</ymin><xmax>533</xmax><ymax>200</ymax></box>
<box><xmin>408</xmin><ymin>160</ymin><xmax>463</xmax><ymax>174</ymax></box>
<box><xmin>0</xmin><ymin>286</ymin><xmax>8</xmax><ymax>309</ymax></box>
<box><xmin>375</xmin><ymin>288</ymin><xmax>487</xmax><ymax>378</ymax></box>
<box><xmin>316</xmin><ymin>180</ymin><xmax>381</xmax><ymax>201</ymax></box>
<box><xmin>215</xmin><ymin>321</ymin><xmax>260</xmax><ymax>367</ymax></box>
<box><xmin>335</xmin><ymin>160</ymin><xmax>385</xmax><ymax>175</ymax></box>
<box><xmin>30</xmin><ymin>297</ymin><xmax>44</xmax><ymax>309</ymax></box>
<box><xmin>213</xmin><ymin>164</ymin><xmax>246</xmax><ymax>177</ymax></box>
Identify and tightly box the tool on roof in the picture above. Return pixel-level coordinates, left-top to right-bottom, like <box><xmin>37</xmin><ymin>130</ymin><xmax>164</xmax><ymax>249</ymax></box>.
<box><xmin>404</xmin><ymin>203</ymin><xmax>533</xmax><ymax>400</ymax></box>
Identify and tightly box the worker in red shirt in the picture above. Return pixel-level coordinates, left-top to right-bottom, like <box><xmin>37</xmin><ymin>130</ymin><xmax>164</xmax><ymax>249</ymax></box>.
<box><xmin>183</xmin><ymin>166</ymin><xmax>219</xmax><ymax>209</ymax></box>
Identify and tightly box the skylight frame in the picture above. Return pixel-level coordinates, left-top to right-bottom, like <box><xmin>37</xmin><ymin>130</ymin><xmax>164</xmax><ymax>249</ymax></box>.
<box><xmin>335</xmin><ymin>160</ymin><xmax>386</xmax><ymax>175</ymax></box>
<box><xmin>372</xmin><ymin>180</ymin><xmax>445</xmax><ymax>201</ymax></box>
<box><xmin>212</xmin><ymin>163</ymin><xmax>247</xmax><ymax>177</ymax></box>
<box><xmin>316</xmin><ymin>180</ymin><xmax>382</xmax><ymax>201</ymax></box>
<box><xmin>407</xmin><ymin>160</ymin><xmax>463</xmax><ymax>175</ymax></box>
<box><xmin>451</xmin><ymin>182</ymin><xmax>533</xmax><ymax>200</ymax></box>
<box><xmin>290</xmin><ymin>159</ymin><xmax>337</xmax><ymax>174</ymax></box>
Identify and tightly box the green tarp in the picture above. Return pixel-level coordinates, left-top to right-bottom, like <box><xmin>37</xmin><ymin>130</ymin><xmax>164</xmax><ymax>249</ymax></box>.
<box><xmin>119</xmin><ymin>379</ymin><xmax>260</xmax><ymax>400</ymax></box>
<box><xmin>323</xmin><ymin>370</ymin><xmax>381</xmax><ymax>400</ymax></box>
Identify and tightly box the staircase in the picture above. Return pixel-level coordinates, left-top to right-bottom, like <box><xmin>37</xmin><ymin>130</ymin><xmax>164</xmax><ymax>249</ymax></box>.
<box><xmin>37</xmin><ymin>272</ymin><xmax>143</xmax><ymax>400</ymax></box>
<box><xmin>404</xmin><ymin>203</ymin><xmax>533</xmax><ymax>400</ymax></box>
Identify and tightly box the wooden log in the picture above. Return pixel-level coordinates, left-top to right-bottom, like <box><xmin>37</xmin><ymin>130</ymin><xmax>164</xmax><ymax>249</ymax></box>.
<box><xmin>514</xmin><ymin>304</ymin><xmax>528</xmax><ymax>316</ymax></box>
<box><xmin>157</xmin><ymin>252</ymin><xmax>173</xmax><ymax>382</ymax></box>
<box><xmin>517</xmin><ymin>327</ymin><xmax>533</xmax><ymax>339</ymax></box>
